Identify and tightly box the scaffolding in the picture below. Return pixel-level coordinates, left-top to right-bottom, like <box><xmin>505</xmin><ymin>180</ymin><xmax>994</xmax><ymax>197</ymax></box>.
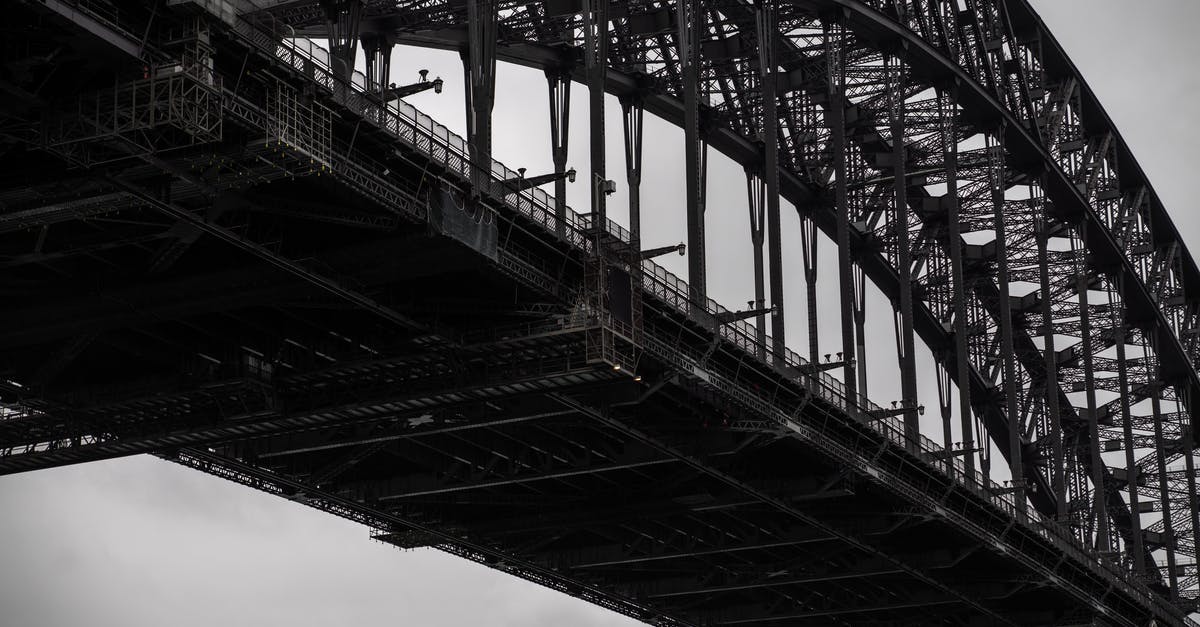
<box><xmin>42</xmin><ymin>50</ymin><xmax>222</xmax><ymax>167</ymax></box>
<box><xmin>265</xmin><ymin>78</ymin><xmax>332</xmax><ymax>170</ymax></box>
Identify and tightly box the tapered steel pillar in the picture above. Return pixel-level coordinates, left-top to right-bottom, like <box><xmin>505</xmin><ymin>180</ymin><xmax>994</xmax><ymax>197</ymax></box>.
<box><xmin>801</xmin><ymin>213</ymin><xmax>819</xmax><ymax>368</ymax></box>
<box><xmin>888</xmin><ymin>58</ymin><xmax>918</xmax><ymax>444</ymax></box>
<box><xmin>853</xmin><ymin>265</ymin><xmax>867</xmax><ymax>398</ymax></box>
<box><xmin>621</xmin><ymin>92</ymin><xmax>646</xmax><ymax>348</ymax></box>
<box><xmin>463</xmin><ymin>0</ymin><xmax>497</xmax><ymax>196</ymax></box>
<box><xmin>940</xmin><ymin>84</ymin><xmax>976</xmax><ymax>476</ymax></box>
<box><xmin>757</xmin><ymin>0</ymin><xmax>785</xmax><ymax>364</ymax></box>
<box><xmin>547</xmin><ymin>67</ymin><xmax>572</xmax><ymax>236</ymax></box>
<box><xmin>1181</xmin><ymin>388</ymin><xmax>1200</xmax><ymax>578</ymax></box>
<box><xmin>1035</xmin><ymin>209</ymin><xmax>1067</xmax><ymax>520</ymax></box>
<box><xmin>825</xmin><ymin>19</ymin><xmax>857</xmax><ymax>402</ymax></box>
<box><xmin>989</xmin><ymin>130</ymin><xmax>1025</xmax><ymax>515</ymax></box>
<box><xmin>1147</xmin><ymin>354</ymin><xmax>1179</xmax><ymax>599</ymax></box>
<box><xmin>937</xmin><ymin>359</ymin><xmax>954</xmax><ymax>460</ymax></box>
<box><xmin>1074</xmin><ymin>228</ymin><xmax>1111</xmax><ymax>551</ymax></box>
<box><xmin>621</xmin><ymin>94</ymin><xmax>644</xmax><ymax>244</ymax></box>
<box><xmin>361</xmin><ymin>32</ymin><xmax>394</xmax><ymax>101</ymax></box>
<box><xmin>681</xmin><ymin>0</ymin><xmax>706</xmax><ymax>310</ymax></box>
<box><xmin>1110</xmin><ymin>274</ymin><xmax>1145</xmax><ymax>575</ymax></box>
<box><xmin>746</xmin><ymin>171</ymin><xmax>767</xmax><ymax>359</ymax></box>
<box><xmin>585</xmin><ymin>0</ymin><xmax>607</xmax><ymax>229</ymax></box>
<box><xmin>320</xmin><ymin>0</ymin><xmax>361</xmax><ymax>82</ymax></box>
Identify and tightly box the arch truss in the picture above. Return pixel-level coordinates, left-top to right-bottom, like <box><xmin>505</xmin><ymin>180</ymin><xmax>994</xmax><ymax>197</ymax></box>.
<box><xmin>257</xmin><ymin>0</ymin><xmax>1200</xmax><ymax>603</ymax></box>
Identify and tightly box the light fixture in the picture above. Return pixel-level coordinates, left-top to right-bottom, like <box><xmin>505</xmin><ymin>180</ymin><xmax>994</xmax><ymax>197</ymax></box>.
<box><xmin>612</xmin><ymin>364</ymin><xmax>622</xmax><ymax>371</ymax></box>
<box><xmin>419</xmin><ymin>69</ymin><xmax>429</xmax><ymax>82</ymax></box>
<box><xmin>518</xmin><ymin>167</ymin><xmax>527</xmax><ymax>179</ymax></box>
<box><xmin>634</xmin><ymin>375</ymin><xmax>642</xmax><ymax>382</ymax></box>
<box><xmin>567</xmin><ymin>167</ymin><xmax>577</xmax><ymax>183</ymax></box>
<box><xmin>433</xmin><ymin>77</ymin><xmax>443</xmax><ymax>94</ymax></box>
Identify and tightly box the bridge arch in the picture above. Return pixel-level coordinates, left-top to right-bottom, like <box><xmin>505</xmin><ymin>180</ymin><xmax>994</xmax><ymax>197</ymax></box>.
<box><xmin>272</xmin><ymin>0</ymin><xmax>1200</xmax><ymax>594</ymax></box>
<box><xmin>2</xmin><ymin>0</ymin><xmax>1198</xmax><ymax>621</ymax></box>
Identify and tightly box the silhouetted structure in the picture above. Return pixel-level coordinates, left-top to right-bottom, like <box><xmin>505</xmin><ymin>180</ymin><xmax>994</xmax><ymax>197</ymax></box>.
<box><xmin>1</xmin><ymin>1</ymin><xmax>1198</xmax><ymax>624</ymax></box>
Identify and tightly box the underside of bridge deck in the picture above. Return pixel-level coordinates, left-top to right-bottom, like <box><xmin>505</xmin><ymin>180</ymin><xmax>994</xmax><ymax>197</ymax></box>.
<box><xmin>0</xmin><ymin>0</ymin><xmax>1197</xmax><ymax>625</ymax></box>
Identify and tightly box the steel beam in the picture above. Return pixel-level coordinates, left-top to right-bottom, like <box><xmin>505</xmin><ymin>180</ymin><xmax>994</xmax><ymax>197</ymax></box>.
<box><xmin>801</xmin><ymin>211</ymin><xmax>820</xmax><ymax>368</ymax></box>
<box><xmin>620</xmin><ymin>93</ymin><xmax>644</xmax><ymax>244</ymax></box>
<box><xmin>940</xmin><ymin>85</ymin><xmax>977</xmax><ymax>477</ymax></box>
<box><xmin>320</xmin><ymin>0</ymin><xmax>361</xmax><ymax>82</ymax></box>
<box><xmin>547</xmin><ymin>66</ymin><xmax>572</xmax><ymax>236</ymax></box>
<box><xmin>1148</xmin><ymin>365</ymin><xmax>1179</xmax><ymax>598</ymax></box>
<box><xmin>746</xmin><ymin>169</ymin><xmax>768</xmax><ymax>360</ymax></box>
<box><xmin>1036</xmin><ymin>210</ymin><xmax>1067</xmax><ymax>519</ymax></box>
<box><xmin>825</xmin><ymin>18</ymin><xmax>857</xmax><ymax>402</ymax></box>
<box><xmin>887</xmin><ymin>58</ymin><xmax>919</xmax><ymax>444</ymax></box>
<box><xmin>756</xmin><ymin>0</ymin><xmax>785</xmax><ymax>365</ymax></box>
<box><xmin>989</xmin><ymin>129</ymin><xmax>1025</xmax><ymax>514</ymax></box>
<box><xmin>681</xmin><ymin>0</ymin><xmax>706</xmax><ymax>308</ymax></box>
<box><xmin>1076</xmin><ymin>231</ymin><xmax>1112</xmax><ymax>551</ymax></box>
<box><xmin>1111</xmin><ymin>272</ymin><xmax>1146</xmax><ymax>574</ymax></box>
<box><xmin>463</xmin><ymin>0</ymin><xmax>497</xmax><ymax>196</ymax></box>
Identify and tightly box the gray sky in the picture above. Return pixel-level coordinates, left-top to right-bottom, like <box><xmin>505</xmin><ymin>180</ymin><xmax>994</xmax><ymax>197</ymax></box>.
<box><xmin>1</xmin><ymin>2</ymin><xmax>1197</xmax><ymax>625</ymax></box>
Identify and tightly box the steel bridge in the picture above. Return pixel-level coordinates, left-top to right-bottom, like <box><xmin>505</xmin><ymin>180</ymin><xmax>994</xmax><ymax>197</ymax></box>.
<box><xmin>1</xmin><ymin>0</ymin><xmax>1198</xmax><ymax>624</ymax></box>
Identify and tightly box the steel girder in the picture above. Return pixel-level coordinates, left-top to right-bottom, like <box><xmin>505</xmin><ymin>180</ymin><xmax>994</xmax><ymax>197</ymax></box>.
<box><xmin>252</xmin><ymin>0</ymin><xmax>1200</xmax><ymax>600</ymax></box>
<box><xmin>1</xmin><ymin>0</ymin><xmax>1195</xmax><ymax>621</ymax></box>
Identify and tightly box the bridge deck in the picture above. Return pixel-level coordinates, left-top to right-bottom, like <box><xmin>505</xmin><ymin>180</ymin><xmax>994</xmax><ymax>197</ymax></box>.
<box><xmin>0</xmin><ymin>1</ymin><xmax>1190</xmax><ymax>625</ymax></box>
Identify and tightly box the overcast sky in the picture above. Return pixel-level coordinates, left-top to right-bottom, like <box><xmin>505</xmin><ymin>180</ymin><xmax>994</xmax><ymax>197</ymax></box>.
<box><xmin>1</xmin><ymin>2</ymin><xmax>1197</xmax><ymax>625</ymax></box>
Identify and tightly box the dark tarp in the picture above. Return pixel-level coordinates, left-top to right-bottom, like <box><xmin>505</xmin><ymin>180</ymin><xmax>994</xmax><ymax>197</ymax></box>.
<box><xmin>609</xmin><ymin>267</ymin><xmax>633</xmax><ymax>326</ymax></box>
<box><xmin>428</xmin><ymin>189</ymin><xmax>498</xmax><ymax>260</ymax></box>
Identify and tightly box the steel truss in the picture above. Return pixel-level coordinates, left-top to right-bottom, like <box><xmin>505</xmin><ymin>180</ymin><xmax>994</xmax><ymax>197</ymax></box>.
<box><xmin>0</xmin><ymin>0</ymin><xmax>1197</xmax><ymax>623</ymax></box>
<box><xmin>258</xmin><ymin>0</ymin><xmax>1200</xmax><ymax>604</ymax></box>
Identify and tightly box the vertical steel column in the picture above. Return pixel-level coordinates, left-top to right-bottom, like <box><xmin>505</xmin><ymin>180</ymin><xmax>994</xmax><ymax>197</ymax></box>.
<box><xmin>320</xmin><ymin>0</ymin><xmax>361</xmax><ymax>82</ymax></box>
<box><xmin>547</xmin><ymin>68</ymin><xmax>572</xmax><ymax>236</ymax></box>
<box><xmin>585</xmin><ymin>0</ymin><xmax>608</xmax><ymax>227</ymax></box>
<box><xmin>621</xmin><ymin>94</ymin><xmax>644</xmax><ymax>243</ymax></box>
<box><xmin>622</xmin><ymin>93</ymin><xmax>646</xmax><ymax>351</ymax></box>
<box><xmin>1147</xmin><ymin>347</ymin><xmax>1179</xmax><ymax>598</ymax></box>
<box><xmin>801</xmin><ymin>213</ymin><xmax>820</xmax><ymax>368</ymax></box>
<box><xmin>937</xmin><ymin>359</ymin><xmax>955</xmax><ymax>457</ymax></box>
<box><xmin>888</xmin><ymin>57</ymin><xmax>918</xmax><ymax>443</ymax></box>
<box><xmin>1180</xmin><ymin>388</ymin><xmax>1200</xmax><ymax>578</ymax></box>
<box><xmin>681</xmin><ymin>0</ymin><xmax>706</xmax><ymax>308</ymax></box>
<box><xmin>853</xmin><ymin>265</ymin><xmax>868</xmax><ymax>398</ymax></box>
<box><xmin>989</xmin><ymin>128</ymin><xmax>1025</xmax><ymax>515</ymax></box>
<box><xmin>464</xmin><ymin>0</ymin><xmax>497</xmax><ymax>196</ymax></box>
<box><xmin>747</xmin><ymin>171</ymin><xmax>767</xmax><ymax>359</ymax></box>
<box><xmin>1035</xmin><ymin>209</ymin><xmax>1067</xmax><ymax>520</ymax></box>
<box><xmin>757</xmin><ymin>0</ymin><xmax>785</xmax><ymax>364</ymax></box>
<box><xmin>581</xmin><ymin>0</ymin><xmax>611</xmax><ymax>366</ymax></box>
<box><xmin>1075</xmin><ymin>228</ymin><xmax>1111</xmax><ymax>551</ymax></box>
<box><xmin>1109</xmin><ymin>273</ymin><xmax>1145</xmax><ymax>575</ymax></box>
<box><xmin>941</xmin><ymin>84</ymin><xmax>975</xmax><ymax>476</ymax></box>
<box><xmin>361</xmin><ymin>32</ymin><xmax>394</xmax><ymax>102</ymax></box>
<box><xmin>825</xmin><ymin>18</ymin><xmax>857</xmax><ymax>401</ymax></box>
